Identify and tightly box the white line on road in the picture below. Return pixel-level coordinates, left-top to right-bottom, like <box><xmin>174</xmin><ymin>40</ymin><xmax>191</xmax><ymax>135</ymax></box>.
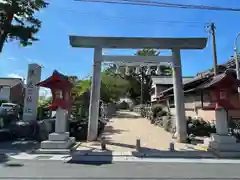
<box><xmin>6</xmin><ymin>153</ymin><xmax>240</xmax><ymax>164</ymax></box>
<box><xmin>112</xmin><ymin>156</ymin><xmax>240</xmax><ymax>164</ymax></box>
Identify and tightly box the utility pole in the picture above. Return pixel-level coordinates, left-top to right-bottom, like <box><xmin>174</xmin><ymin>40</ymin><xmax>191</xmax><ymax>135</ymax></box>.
<box><xmin>210</xmin><ymin>23</ymin><xmax>218</xmax><ymax>75</ymax></box>
<box><xmin>140</xmin><ymin>66</ymin><xmax>144</xmax><ymax>106</ymax></box>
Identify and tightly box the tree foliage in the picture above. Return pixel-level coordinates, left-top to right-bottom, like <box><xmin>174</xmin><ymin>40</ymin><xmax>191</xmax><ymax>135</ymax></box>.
<box><xmin>124</xmin><ymin>48</ymin><xmax>173</xmax><ymax>104</ymax></box>
<box><xmin>38</xmin><ymin>96</ymin><xmax>51</xmax><ymax>107</ymax></box>
<box><xmin>0</xmin><ymin>0</ymin><xmax>48</xmax><ymax>51</ymax></box>
<box><xmin>101</xmin><ymin>68</ymin><xmax>129</xmax><ymax>103</ymax></box>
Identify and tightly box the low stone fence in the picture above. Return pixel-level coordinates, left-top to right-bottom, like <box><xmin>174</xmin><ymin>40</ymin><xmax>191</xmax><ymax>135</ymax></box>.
<box><xmin>133</xmin><ymin>105</ymin><xmax>153</xmax><ymax>120</ymax></box>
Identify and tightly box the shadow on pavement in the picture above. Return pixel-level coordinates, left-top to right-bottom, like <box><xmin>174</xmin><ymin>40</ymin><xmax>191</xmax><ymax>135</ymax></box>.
<box><xmin>0</xmin><ymin>140</ymin><xmax>40</xmax><ymax>156</ymax></box>
<box><xmin>0</xmin><ymin>140</ymin><xmax>39</xmax><ymax>164</ymax></box>
<box><xmin>103</xmin><ymin>141</ymin><xmax>215</xmax><ymax>159</ymax></box>
<box><xmin>105</xmin><ymin>140</ymin><xmax>136</xmax><ymax>150</ymax></box>
<box><xmin>68</xmin><ymin>150</ymin><xmax>114</xmax><ymax>166</ymax></box>
<box><xmin>103</xmin><ymin>125</ymin><xmax>128</xmax><ymax>136</ymax></box>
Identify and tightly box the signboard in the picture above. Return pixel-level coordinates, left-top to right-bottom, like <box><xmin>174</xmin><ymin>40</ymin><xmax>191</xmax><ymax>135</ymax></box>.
<box><xmin>23</xmin><ymin>64</ymin><xmax>42</xmax><ymax>121</ymax></box>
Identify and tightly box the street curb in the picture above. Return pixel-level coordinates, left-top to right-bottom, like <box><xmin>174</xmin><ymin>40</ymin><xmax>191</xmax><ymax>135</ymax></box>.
<box><xmin>71</xmin><ymin>151</ymin><xmax>217</xmax><ymax>159</ymax></box>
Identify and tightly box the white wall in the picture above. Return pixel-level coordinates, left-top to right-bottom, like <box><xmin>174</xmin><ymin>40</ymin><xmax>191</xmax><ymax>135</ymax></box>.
<box><xmin>0</xmin><ymin>86</ymin><xmax>10</xmax><ymax>101</ymax></box>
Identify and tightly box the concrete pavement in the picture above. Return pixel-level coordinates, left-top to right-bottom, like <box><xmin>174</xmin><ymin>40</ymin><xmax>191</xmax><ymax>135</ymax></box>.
<box><xmin>1</xmin><ymin>159</ymin><xmax>240</xmax><ymax>179</ymax></box>
<box><xmin>73</xmin><ymin>111</ymin><xmax>215</xmax><ymax>160</ymax></box>
<box><xmin>77</xmin><ymin>111</ymin><xmax>203</xmax><ymax>152</ymax></box>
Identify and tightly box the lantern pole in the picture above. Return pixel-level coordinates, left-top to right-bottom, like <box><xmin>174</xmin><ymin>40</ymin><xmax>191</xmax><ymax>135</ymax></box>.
<box><xmin>234</xmin><ymin>32</ymin><xmax>240</xmax><ymax>98</ymax></box>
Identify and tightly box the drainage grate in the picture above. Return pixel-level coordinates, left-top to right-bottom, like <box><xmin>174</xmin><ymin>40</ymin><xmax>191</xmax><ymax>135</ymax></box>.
<box><xmin>35</xmin><ymin>155</ymin><xmax>53</xmax><ymax>160</ymax></box>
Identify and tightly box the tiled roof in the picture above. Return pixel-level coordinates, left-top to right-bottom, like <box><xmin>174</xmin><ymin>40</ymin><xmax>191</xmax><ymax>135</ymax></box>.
<box><xmin>157</xmin><ymin>57</ymin><xmax>237</xmax><ymax>99</ymax></box>
<box><xmin>197</xmin><ymin>69</ymin><xmax>236</xmax><ymax>89</ymax></box>
<box><xmin>158</xmin><ymin>69</ymin><xmax>237</xmax><ymax>100</ymax></box>
<box><xmin>158</xmin><ymin>73</ymin><xmax>213</xmax><ymax>97</ymax></box>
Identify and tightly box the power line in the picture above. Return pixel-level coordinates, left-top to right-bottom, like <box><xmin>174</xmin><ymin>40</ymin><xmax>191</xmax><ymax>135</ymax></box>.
<box><xmin>53</xmin><ymin>6</ymin><xmax>209</xmax><ymax>27</ymax></box>
<box><xmin>75</xmin><ymin>0</ymin><xmax>240</xmax><ymax>12</ymax></box>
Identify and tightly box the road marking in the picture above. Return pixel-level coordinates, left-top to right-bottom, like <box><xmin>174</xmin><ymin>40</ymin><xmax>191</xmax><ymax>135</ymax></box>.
<box><xmin>112</xmin><ymin>156</ymin><xmax>240</xmax><ymax>164</ymax></box>
<box><xmin>5</xmin><ymin>152</ymin><xmax>240</xmax><ymax>164</ymax></box>
<box><xmin>6</xmin><ymin>153</ymin><xmax>69</xmax><ymax>161</ymax></box>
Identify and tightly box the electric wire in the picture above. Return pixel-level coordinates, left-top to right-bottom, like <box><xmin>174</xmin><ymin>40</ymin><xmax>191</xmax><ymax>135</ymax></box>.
<box><xmin>75</xmin><ymin>0</ymin><xmax>240</xmax><ymax>12</ymax></box>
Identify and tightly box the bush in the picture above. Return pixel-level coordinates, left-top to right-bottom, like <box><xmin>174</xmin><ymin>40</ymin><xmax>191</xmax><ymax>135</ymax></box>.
<box><xmin>186</xmin><ymin>117</ymin><xmax>216</xmax><ymax>137</ymax></box>
<box><xmin>156</xmin><ymin>110</ymin><xmax>168</xmax><ymax>117</ymax></box>
<box><xmin>152</xmin><ymin>104</ymin><xmax>163</xmax><ymax>118</ymax></box>
<box><xmin>163</xmin><ymin>116</ymin><xmax>172</xmax><ymax>132</ymax></box>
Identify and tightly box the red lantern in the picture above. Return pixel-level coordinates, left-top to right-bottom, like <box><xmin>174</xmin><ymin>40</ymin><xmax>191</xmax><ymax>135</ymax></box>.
<box><xmin>36</xmin><ymin>70</ymin><xmax>73</xmax><ymax>111</ymax></box>
<box><xmin>207</xmin><ymin>88</ymin><xmax>233</xmax><ymax>110</ymax></box>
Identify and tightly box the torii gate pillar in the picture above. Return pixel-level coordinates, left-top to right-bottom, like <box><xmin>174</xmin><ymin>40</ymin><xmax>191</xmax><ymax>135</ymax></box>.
<box><xmin>87</xmin><ymin>47</ymin><xmax>102</xmax><ymax>141</ymax></box>
<box><xmin>172</xmin><ymin>49</ymin><xmax>187</xmax><ymax>142</ymax></box>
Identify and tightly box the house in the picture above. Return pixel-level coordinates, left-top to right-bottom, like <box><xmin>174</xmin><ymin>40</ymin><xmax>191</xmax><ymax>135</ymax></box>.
<box><xmin>156</xmin><ymin>58</ymin><xmax>240</xmax><ymax>122</ymax></box>
<box><xmin>0</xmin><ymin>78</ymin><xmax>25</xmax><ymax>105</ymax></box>
<box><xmin>151</xmin><ymin>76</ymin><xmax>194</xmax><ymax>103</ymax></box>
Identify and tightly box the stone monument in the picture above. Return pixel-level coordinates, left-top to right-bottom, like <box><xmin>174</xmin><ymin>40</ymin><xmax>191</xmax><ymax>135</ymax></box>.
<box><xmin>36</xmin><ymin>70</ymin><xmax>75</xmax><ymax>153</ymax></box>
<box><xmin>23</xmin><ymin>63</ymin><xmax>42</xmax><ymax>121</ymax></box>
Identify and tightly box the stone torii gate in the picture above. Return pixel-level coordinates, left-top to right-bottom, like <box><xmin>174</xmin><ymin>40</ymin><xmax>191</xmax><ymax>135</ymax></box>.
<box><xmin>69</xmin><ymin>36</ymin><xmax>207</xmax><ymax>143</ymax></box>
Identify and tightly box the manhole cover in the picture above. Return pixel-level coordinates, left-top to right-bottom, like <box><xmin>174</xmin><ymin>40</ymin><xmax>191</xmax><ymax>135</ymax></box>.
<box><xmin>35</xmin><ymin>155</ymin><xmax>52</xmax><ymax>160</ymax></box>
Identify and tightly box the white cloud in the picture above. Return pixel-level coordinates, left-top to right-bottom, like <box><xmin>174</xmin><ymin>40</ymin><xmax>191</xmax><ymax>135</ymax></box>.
<box><xmin>39</xmin><ymin>88</ymin><xmax>52</xmax><ymax>98</ymax></box>
<box><xmin>6</xmin><ymin>57</ymin><xmax>17</xmax><ymax>61</ymax></box>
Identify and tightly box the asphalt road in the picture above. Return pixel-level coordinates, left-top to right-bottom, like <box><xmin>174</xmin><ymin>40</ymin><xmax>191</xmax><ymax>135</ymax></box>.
<box><xmin>0</xmin><ymin>159</ymin><xmax>240</xmax><ymax>180</ymax></box>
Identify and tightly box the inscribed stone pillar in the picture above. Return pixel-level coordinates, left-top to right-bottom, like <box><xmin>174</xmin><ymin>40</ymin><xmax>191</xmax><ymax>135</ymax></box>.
<box><xmin>23</xmin><ymin>64</ymin><xmax>42</xmax><ymax>121</ymax></box>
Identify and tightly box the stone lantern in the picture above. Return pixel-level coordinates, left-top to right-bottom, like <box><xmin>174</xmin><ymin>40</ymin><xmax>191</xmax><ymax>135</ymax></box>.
<box><xmin>36</xmin><ymin>70</ymin><xmax>75</xmax><ymax>152</ymax></box>
<box><xmin>203</xmin><ymin>70</ymin><xmax>240</xmax><ymax>152</ymax></box>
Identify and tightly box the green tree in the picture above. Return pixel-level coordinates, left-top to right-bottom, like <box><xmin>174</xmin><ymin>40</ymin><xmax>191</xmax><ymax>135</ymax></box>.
<box><xmin>0</xmin><ymin>0</ymin><xmax>48</xmax><ymax>52</ymax></box>
<box><xmin>68</xmin><ymin>73</ymin><xmax>128</xmax><ymax>120</ymax></box>
<box><xmin>38</xmin><ymin>97</ymin><xmax>52</xmax><ymax>107</ymax></box>
<box><xmin>125</xmin><ymin>48</ymin><xmax>172</xmax><ymax>104</ymax></box>
<box><xmin>101</xmin><ymin>70</ymin><xmax>129</xmax><ymax>103</ymax></box>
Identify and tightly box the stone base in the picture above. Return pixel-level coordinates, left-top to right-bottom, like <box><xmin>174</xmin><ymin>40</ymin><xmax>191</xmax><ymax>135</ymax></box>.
<box><xmin>40</xmin><ymin>132</ymin><xmax>75</xmax><ymax>150</ymax></box>
<box><xmin>205</xmin><ymin>134</ymin><xmax>240</xmax><ymax>152</ymax></box>
<box><xmin>35</xmin><ymin>148</ymin><xmax>72</xmax><ymax>154</ymax></box>
<box><xmin>49</xmin><ymin>132</ymin><xmax>70</xmax><ymax>141</ymax></box>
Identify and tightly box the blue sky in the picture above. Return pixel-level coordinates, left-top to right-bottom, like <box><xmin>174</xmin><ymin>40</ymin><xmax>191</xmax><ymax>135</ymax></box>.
<box><xmin>1</xmin><ymin>0</ymin><xmax>240</xmax><ymax>86</ymax></box>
